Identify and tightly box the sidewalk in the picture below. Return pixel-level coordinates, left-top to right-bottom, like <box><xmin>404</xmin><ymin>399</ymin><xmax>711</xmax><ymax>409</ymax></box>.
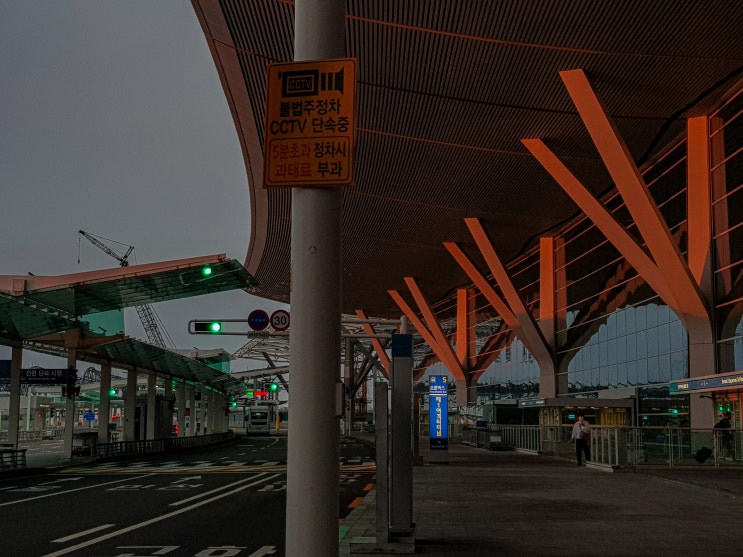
<box><xmin>341</xmin><ymin>434</ymin><xmax>743</xmax><ymax>556</ymax></box>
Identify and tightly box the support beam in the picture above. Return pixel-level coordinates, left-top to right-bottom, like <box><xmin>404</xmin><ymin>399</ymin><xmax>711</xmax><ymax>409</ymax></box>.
<box><xmin>176</xmin><ymin>380</ymin><xmax>186</xmax><ymax>437</ymax></box>
<box><xmin>444</xmin><ymin>242</ymin><xmax>517</xmax><ymax>324</ymax></box>
<box><xmin>559</xmin><ymin>68</ymin><xmax>709</xmax><ymax>324</ymax></box>
<box><xmin>456</xmin><ymin>288</ymin><xmax>477</xmax><ymax>370</ymax></box>
<box><xmin>388</xmin><ymin>285</ymin><xmax>465</xmax><ymax>382</ymax></box>
<box><xmin>539</xmin><ymin>236</ymin><xmax>560</xmax><ymax>397</ymax></box>
<box><xmin>98</xmin><ymin>363</ymin><xmax>112</xmax><ymax>444</ymax></box>
<box><xmin>686</xmin><ymin>116</ymin><xmax>713</xmax><ymax>297</ymax></box>
<box><xmin>464</xmin><ymin>218</ymin><xmax>553</xmax><ymax>365</ymax></box>
<box><xmin>355</xmin><ymin>309</ymin><xmax>391</xmax><ymax>377</ymax></box>
<box><xmin>124</xmin><ymin>369</ymin><xmax>137</xmax><ymax>442</ymax></box>
<box><xmin>187</xmin><ymin>385</ymin><xmax>196</xmax><ymax>436</ymax></box>
<box><xmin>146</xmin><ymin>373</ymin><xmax>157</xmax><ymax>440</ymax></box>
<box><xmin>8</xmin><ymin>345</ymin><xmax>22</xmax><ymax>449</ymax></box>
<box><xmin>522</xmin><ymin>137</ymin><xmax>677</xmax><ymax>305</ymax></box>
<box><xmin>539</xmin><ymin>237</ymin><xmax>556</xmax><ymax>349</ymax></box>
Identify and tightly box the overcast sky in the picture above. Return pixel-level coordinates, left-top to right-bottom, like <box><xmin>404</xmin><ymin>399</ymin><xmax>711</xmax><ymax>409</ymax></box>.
<box><xmin>0</xmin><ymin>1</ymin><xmax>287</xmax><ymax>370</ymax></box>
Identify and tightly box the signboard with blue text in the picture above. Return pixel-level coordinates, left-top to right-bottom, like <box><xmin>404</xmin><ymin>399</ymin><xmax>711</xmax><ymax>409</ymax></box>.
<box><xmin>670</xmin><ymin>371</ymin><xmax>743</xmax><ymax>394</ymax></box>
<box><xmin>429</xmin><ymin>375</ymin><xmax>449</xmax><ymax>450</ymax></box>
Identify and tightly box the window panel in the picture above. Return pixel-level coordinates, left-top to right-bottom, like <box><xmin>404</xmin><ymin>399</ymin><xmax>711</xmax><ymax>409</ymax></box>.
<box><xmin>637</xmin><ymin>359</ymin><xmax>648</xmax><ymax>385</ymax></box>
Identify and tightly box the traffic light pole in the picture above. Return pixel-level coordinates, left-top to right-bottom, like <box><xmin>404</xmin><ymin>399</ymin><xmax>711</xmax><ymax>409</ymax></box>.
<box><xmin>285</xmin><ymin>1</ymin><xmax>345</xmax><ymax>555</ymax></box>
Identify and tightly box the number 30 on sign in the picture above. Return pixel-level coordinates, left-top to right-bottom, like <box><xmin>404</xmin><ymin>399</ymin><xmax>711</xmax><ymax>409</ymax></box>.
<box><xmin>270</xmin><ymin>310</ymin><xmax>290</xmax><ymax>331</ymax></box>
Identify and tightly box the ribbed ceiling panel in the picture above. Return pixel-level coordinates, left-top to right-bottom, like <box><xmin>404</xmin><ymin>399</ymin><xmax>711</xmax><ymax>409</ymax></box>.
<box><xmin>193</xmin><ymin>0</ymin><xmax>743</xmax><ymax>317</ymax></box>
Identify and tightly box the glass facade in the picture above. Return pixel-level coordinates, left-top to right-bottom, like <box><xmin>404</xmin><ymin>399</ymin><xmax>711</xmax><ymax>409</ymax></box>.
<box><xmin>713</xmin><ymin>88</ymin><xmax>743</xmax><ymax>374</ymax></box>
<box><xmin>564</xmin><ymin>304</ymin><xmax>687</xmax><ymax>394</ymax></box>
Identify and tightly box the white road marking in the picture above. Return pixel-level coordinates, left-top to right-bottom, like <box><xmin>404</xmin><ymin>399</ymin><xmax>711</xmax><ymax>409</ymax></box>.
<box><xmin>169</xmin><ymin>472</ymin><xmax>277</xmax><ymax>507</ymax></box>
<box><xmin>40</xmin><ymin>473</ymin><xmax>282</xmax><ymax>557</ymax></box>
<box><xmin>52</xmin><ymin>524</ymin><xmax>116</xmax><ymax>543</ymax></box>
<box><xmin>0</xmin><ymin>474</ymin><xmax>157</xmax><ymax>507</ymax></box>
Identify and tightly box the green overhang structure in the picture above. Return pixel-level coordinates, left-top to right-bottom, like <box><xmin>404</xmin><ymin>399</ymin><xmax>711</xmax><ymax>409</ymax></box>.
<box><xmin>0</xmin><ymin>254</ymin><xmax>257</xmax><ymax>394</ymax></box>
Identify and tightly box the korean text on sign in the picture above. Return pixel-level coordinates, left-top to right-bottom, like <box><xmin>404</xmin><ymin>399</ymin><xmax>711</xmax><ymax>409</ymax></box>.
<box><xmin>264</xmin><ymin>59</ymin><xmax>357</xmax><ymax>187</ymax></box>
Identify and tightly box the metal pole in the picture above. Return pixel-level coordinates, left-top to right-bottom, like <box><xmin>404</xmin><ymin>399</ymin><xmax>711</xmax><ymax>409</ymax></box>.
<box><xmin>285</xmin><ymin>0</ymin><xmax>345</xmax><ymax>554</ymax></box>
<box><xmin>375</xmin><ymin>381</ymin><xmax>389</xmax><ymax>544</ymax></box>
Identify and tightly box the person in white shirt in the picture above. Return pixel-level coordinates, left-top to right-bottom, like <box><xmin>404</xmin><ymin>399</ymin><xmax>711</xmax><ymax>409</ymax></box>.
<box><xmin>570</xmin><ymin>413</ymin><xmax>591</xmax><ymax>466</ymax></box>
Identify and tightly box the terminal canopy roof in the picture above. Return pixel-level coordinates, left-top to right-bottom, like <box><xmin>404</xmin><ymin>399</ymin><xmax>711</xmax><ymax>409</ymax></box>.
<box><xmin>192</xmin><ymin>1</ymin><xmax>743</xmax><ymax>318</ymax></box>
<box><xmin>0</xmin><ymin>254</ymin><xmax>256</xmax><ymax>392</ymax></box>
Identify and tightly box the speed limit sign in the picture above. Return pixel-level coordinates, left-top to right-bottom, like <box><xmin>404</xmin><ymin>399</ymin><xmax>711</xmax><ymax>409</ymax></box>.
<box><xmin>270</xmin><ymin>309</ymin><xmax>290</xmax><ymax>331</ymax></box>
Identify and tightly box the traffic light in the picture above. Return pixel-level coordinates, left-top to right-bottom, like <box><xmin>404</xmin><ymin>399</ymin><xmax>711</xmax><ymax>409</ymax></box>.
<box><xmin>109</xmin><ymin>388</ymin><xmax>117</xmax><ymax>397</ymax></box>
<box><xmin>201</xmin><ymin>265</ymin><xmax>213</xmax><ymax>277</ymax></box>
<box><xmin>269</xmin><ymin>382</ymin><xmax>279</xmax><ymax>393</ymax></box>
<box><xmin>230</xmin><ymin>395</ymin><xmax>237</xmax><ymax>408</ymax></box>
<box><xmin>193</xmin><ymin>320</ymin><xmax>222</xmax><ymax>333</ymax></box>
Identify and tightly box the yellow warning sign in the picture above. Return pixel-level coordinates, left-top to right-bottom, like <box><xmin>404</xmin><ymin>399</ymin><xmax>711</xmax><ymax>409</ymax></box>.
<box><xmin>263</xmin><ymin>58</ymin><xmax>356</xmax><ymax>188</ymax></box>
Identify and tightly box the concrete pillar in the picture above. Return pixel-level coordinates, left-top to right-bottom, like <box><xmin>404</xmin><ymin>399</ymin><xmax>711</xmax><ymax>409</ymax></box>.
<box><xmin>285</xmin><ymin>1</ymin><xmax>345</xmax><ymax>554</ymax></box>
<box><xmin>146</xmin><ymin>373</ymin><xmax>157</xmax><ymax>440</ymax></box>
<box><xmin>98</xmin><ymin>363</ymin><xmax>112</xmax><ymax>444</ymax></box>
<box><xmin>188</xmin><ymin>385</ymin><xmax>196</xmax><ymax>436</ymax></box>
<box><xmin>8</xmin><ymin>345</ymin><xmax>22</xmax><ymax>448</ymax></box>
<box><xmin>63</xmin><ymin>350</ymin><xmax>78</xmax><ymax>458</ymax></box>
<box><xmin>124</xmin><ymin>369</ymin><xmax>137</xmax><ymax>442</ymax></box>
<box><xmin>176</xmin><ymin>381</ymin><xmax>186</xmax><ymax>437</ymax></box>
<box><xmin>199</xmin><ymin>384</ymin><xmax>207</xmax><ymax>435</ymax></box>
<box><xmin>390</xmin><ymin>332</ymin><xmax>413</xmax><ymax>533</ymax></box>
<box><xmin>344</xmin><ymin>336</ymin><xmax>354</xmax><ymax>435</ymax></box>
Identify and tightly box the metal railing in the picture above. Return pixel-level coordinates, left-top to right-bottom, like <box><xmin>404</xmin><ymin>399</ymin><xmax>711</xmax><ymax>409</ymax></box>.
<box><xmin>0</xmin><ymin>427</ymin><xmax>65</xmax><ymax>442</ymax></box>
<box><xmin>0</xmin><ymin>447</ymin><xmax>27</xmax><ymax>470</ymax></box>
<box><xmin>92</xmin><ymin>431</ymin><xmax>235</xmax><ymax>459</ymax></box>
<box><xmin>456</xmin><ymin>424</ymin><xmax>742</xmax><ymax>469</ymax></box>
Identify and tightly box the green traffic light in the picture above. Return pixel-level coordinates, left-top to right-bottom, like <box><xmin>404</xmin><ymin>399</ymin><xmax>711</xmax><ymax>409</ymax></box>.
<box><xmin>269</xmin><ymin>382</ymin><xmax>279</xmax><ymax>392</ymax></box>
<box><xmin>193</xmin><ymin>320</ymin><xmax>222</xmax><ymax>333</ymax></box>
<box><xmin>202</xmin><ymin>265</ymin><xmax>213</xmax><ymax>277</ymax></box>
<box><xmin>109</xmin><ymin>388</ymin><xmax>116</xmax><ymax>397</ymax></box>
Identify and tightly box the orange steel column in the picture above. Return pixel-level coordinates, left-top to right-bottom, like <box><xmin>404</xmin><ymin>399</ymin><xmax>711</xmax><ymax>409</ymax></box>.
<box><xmin>355</xmin><ymin>309</ymin><xmax>391</xmax><ymax>378</ymax></box>
<box><xmin>710</xmin><ymin>117</ymin><xmax>730</xmax><ymax>293</ymax></box>
<box><xmin>444</xmin><ymin>242</ymin><xmax>517</xmax><ymax>324</ymax></box>
<box><xmin>463</xmin><ymin>218</ymin><xmax>553</xmax><ymax>366</ymax></box>
<box><xmin>456</xmin><ymin>288</ymin><xmax>477</xmax><ymax>370</ymax></box>
<box><xmin>559</xmin><ymin>69</ymin><xmax>709</xmax><ymax>326</ymax></box>
<box><xmin>539</xmin><ymin>237</ymin><xmax>556</xmax><ymax>349</ymax></box>
<box><xmin>686</xmin><ymin>116</ymin><xmax>713</xmax><ymax>296</ymax></box>
<box><xmin>522</xmin><ymin>138</ymin><xmax>677</xmax><ymax>306</ymax></box>
<box><xmin>445</xmin><ymin>235</ymin><xmax>555</xmax><ymax>397</ymax></box>
<box><xmin>539</xmin><ymin>237</ymin><xmax>559</xmax><ymax>397</ymax></box>
<box><xmin>387</xmin><ymin>286</ymin><xmax>465</xmax><ymax>381</ymax></box>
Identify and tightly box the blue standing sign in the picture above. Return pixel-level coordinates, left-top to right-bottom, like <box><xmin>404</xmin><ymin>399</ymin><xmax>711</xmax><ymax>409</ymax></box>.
<box><xmin>429</xmin><ymin>375</ymin><xmax>449</xmax><ymax>450</ymax></box>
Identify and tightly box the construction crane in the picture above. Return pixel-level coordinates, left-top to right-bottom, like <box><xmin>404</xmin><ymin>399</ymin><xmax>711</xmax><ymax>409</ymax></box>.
<box><xmin>78</xmin><ymin>230</ymin><xmax>170</xmax><ymax>348</ymax></box>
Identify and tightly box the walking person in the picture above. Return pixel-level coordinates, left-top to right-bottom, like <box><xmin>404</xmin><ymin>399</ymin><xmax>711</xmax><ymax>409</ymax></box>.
<box><xmin>571</xmin><ymin>413</ymin><xmax>591</xmax><ymax>466</ymax></box>
<box><xmin>714</xmin><ymin>411</ymin><xmax>734</xmax><ymax>461</ymax></box>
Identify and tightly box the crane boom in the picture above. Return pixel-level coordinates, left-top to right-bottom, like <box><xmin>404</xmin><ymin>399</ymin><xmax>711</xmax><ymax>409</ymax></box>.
<box><xmin>78</xmin><ymin>230</ymin><xmax>169</xmax><ymax>348</ymax></box>
<box><xmin>78</xmin><ymin>230</ymin><xmax>134</xmax><ymax>266</ymax></box>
